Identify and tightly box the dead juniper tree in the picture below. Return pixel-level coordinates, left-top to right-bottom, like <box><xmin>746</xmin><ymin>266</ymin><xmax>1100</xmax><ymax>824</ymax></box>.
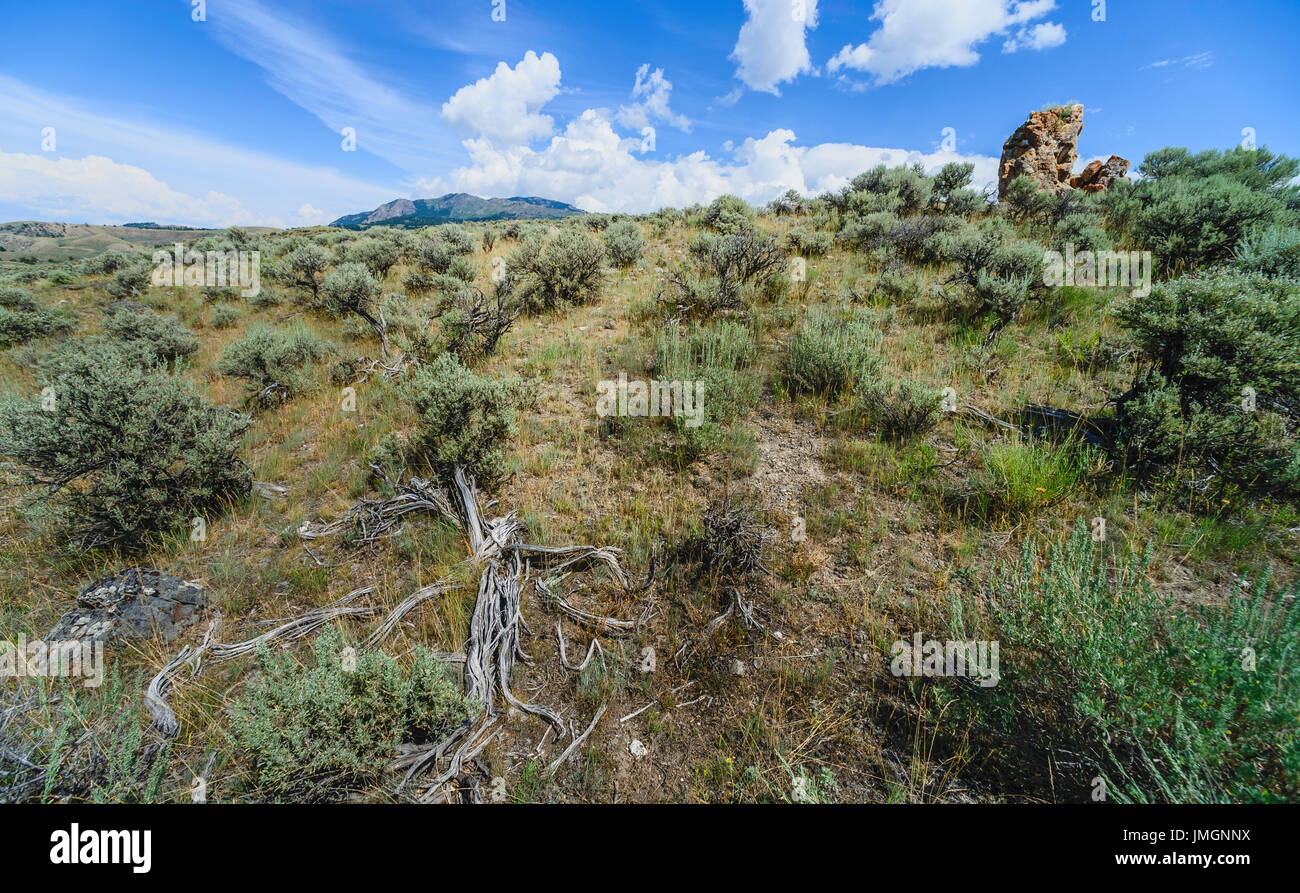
<box><xmin>146</xmin><ymin>359</ymin><xmax>635</xmax><ymax>799</ymax></box>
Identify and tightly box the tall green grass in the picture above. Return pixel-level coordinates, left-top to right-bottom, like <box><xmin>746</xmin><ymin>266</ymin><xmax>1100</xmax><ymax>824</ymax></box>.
<box><xmin>948</xmin><ymin>522</ymin><xmax>1300</xmax><ymax>802</ymax></box>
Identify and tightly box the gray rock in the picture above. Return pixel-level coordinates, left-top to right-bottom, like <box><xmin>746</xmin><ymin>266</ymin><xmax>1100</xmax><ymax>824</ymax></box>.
<box><xmin>48</xmin><ymin>567</ymin><xmax>207</xmax><ymax>644</ymax></box>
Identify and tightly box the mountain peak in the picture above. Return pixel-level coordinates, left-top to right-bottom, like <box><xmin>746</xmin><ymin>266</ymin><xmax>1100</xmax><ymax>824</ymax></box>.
<box><xmin>331</xmin><ymin>194</ymin><xmax>585</xmax><ymax>229</ymax></box>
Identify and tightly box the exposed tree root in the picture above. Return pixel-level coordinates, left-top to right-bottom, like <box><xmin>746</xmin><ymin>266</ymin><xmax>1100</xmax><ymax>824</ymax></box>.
<box><xmin>298</xmin><ymin>472</ymin><xmax>458</xmax><ymax>547</ymax></box>
<box><xmin>144</xmin><ymin>587</ymin><xmax>379</xmax><ymax>735</ymax></box>
<box><xmin>144</xmin><ymin>465</ymin><xmax>635</xmax><ymax>801</ymax></box>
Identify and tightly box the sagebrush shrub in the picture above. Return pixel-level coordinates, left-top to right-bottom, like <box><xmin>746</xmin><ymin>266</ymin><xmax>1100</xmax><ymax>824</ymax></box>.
<box><xmin>702</xmin><ymin>194</ymin><xmax>756</xmax><ymax>234</ymax></box>
<box><xmin>276</xmin><ymin>241</ymin><xmax>333</xmax><ymax>302</ymax></box>
<box><xmin>105</xmin><ymin>261</ymin><xmax>152</xmax><ymax>301</ymax></box>
<box><xmin>1114</xmin><ymin>270</ymin><xmax>1300</xmax><ymax>417</ymax></box>
<box><xmin>938</xmin><ymin>227</ymin><xmax>1046</xmax><ymax>329</ymax></box>
<box><xmin>950</xmin><ymin>523</ymin><xmax>1300</xmax><ymax>802</ymax></box>
<box><xmin>1112</xmin><ymin>270</ymin><xmax>1300</xmax><ymax>496</ymax></box>
<box><xmin>438</xmin><ymin>283</ymin><xmax>518</xmax><ymax>363</ymax></box>
<box><xmin>217</xmin><ymin>323</ymin><xmax>330</xmax><ymax>409</ymax></box>
<box><xmin>831</xmin><ymin>164</ymin><xmax>933</xmax><ymax>218</ymax></box>
<box><xmin>210</xmin><ymin>303</ymin><xmax>240</xmax><ymax>329</ymax></box>
<box><xmin>229</xmin><ymin>627</ymin><xmax>476</xmax><ymax>798</ymax></box>
<box><xmin>783</xmin><ymin>309</ymin><xmax>882</xmax><ymax>398</ymax></box>
<box><xmin>507</xmin><ymin>229</ymin><xmax>605</xmax><ymax>313</ymax></box>
<box><xmin>837</xmin><ymin>212</ymin><xmax>899</xmax><ymax>251</ymax></box>
<box><xmin>0</xmin><ymin>339</ymin><xmax>251</xmax><ymax>549</ymax></box>
<box><xmin>660</xmin><ymin>228</ymin><xmax>784</xmax><ymax>319</ymax></box>
<box><xmin>0</xmin><ymin>287</ymin><xmax>71</xmax><ymax>347</ymax></box>
<box><xmin>1234</xmin><ymin>224</ymin><xmax>1300</xmax><ymax>279</ymax></box>
<box><xmin>403</xmin><ymin>353</ymin><xmax>527</xmax><ymax>488</ymax></box>
<box><xmin>1126</xmin><ymin>174</ymin><xmax>1290</xmax><ymax>276</ymax></box>
<box><xmin>783</xmin><ymin>226</ymin><xmax>833</xmax><ymax>257</ymax></box>
<box><xmin>415</xmin><ymin>229</ymin><xmax>475</xmax><ymax>275</ymax></box>
<box><xmin>101</xmin><ymin>306</ymin><xmax>198</xmax><ymax>363</ymax></box>
<box><xmin>603</xmin><ymin>219</ymin><xmax>646</xmax><ymax>267</ymax></box>
<box><xmin>343</xmin><ymin>236</ymin><xmax>401</xmax><ymax>280</ymax></box>
<box><xmin>856</xmin><ymin>377</ymin><xmax>942</xmax><ymax>439</ymax></box>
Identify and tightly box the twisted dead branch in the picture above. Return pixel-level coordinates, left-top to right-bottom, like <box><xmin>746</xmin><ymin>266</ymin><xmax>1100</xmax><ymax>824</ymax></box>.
<box><xmin>143</xmin><ymin>587</ymin><xmax>378</xmax><ymax>735</ymax></box>
<box><xmin>297</xmin><ymin>472</ymin><xmax>458</xmax><ymax>546</ymax></box>
<box><xmin>144</xmin><ymin>465</ymin><xmax>635</xmax><ymax>800</ymax></box>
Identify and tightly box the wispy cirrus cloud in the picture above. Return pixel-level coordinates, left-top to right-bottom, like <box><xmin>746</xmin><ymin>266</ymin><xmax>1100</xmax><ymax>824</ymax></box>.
<box><xmin>0</xmin><ymin>75</ymin><xmax>394</xmax><ymax>226</ymax></box>
<box><xmin>208</xmin><ymin>0</ymin><xmax>455</xmax><ymax>173</ymax></box>
<box><xmin>1142</xmin><ymin>51</ymin><xmax>1215</xmax><ymax>70</ymax></box>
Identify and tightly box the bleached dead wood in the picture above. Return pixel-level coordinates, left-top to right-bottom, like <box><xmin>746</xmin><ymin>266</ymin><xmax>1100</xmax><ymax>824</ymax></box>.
<box><xmin>298</xmin><ymin>474</ymin><xmax>458</xmax><ymax>546</ymax></box>
<box><xmin>144</xmin><ymin>465</ymin><xmax>636</xmax><ymax>800</ymax></box>
<box><xmin>143</xmin><ymin>588</ymin><xmax>377</xmax><ymax>735</ymax></box>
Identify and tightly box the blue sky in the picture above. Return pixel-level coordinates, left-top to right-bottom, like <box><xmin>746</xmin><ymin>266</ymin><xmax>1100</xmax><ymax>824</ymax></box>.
<box><xmin>0</xmin><ymin>0</ymin><xmax>1295</xmax><ymax>227</ymax></box>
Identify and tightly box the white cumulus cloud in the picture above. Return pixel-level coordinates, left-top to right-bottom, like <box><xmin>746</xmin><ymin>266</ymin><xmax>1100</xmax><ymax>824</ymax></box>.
<box><xmin>1003</xmin><ymin>22</ymin><xmax>1067</xmax><ymax>53</ymax></box>
<box><xmin>419</xmin><ymin>109</ymin><xmax>997</xmax><ymax>214</ymax></box>
<box><xmin>0</xmin><ymin>151</ymin><xmax>252</xmax><ymax>227</ymax></box>
<box><xmin>730</xmin><ymin>0</ymin><xmax>820</xmax><ymax>95</ymax></box>
<box><xmin>617</xmin><ymin>64</ymin><xmax>691</xmax><ymax>133</ymax></box>
<box><xmin>441</xmin><ymin>51</ymin><xmax>562</xmax><ymax>145</ymax></box>
<box><xmin>828</xmin><ymin>0</ymin><xmax>1063</xmax><ymax>85</ymax></box>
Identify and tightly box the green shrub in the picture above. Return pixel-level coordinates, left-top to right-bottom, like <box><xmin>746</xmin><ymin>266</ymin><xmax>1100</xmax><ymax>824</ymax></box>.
<box><xmin>343</xmin><ymin>236</ymin><xmax>401</xmax><ymax>280</ymax></box>
<box><xmin>1140</xmin><ymin>144</ymin><xmax>1300</xmax><ymax>196</ymax></box>
<box><xmin>435</xmin><ymin>224</ymin><xmax>476</xmax><ymax>256</ymax></box>
<box><xmin>80</xmin><ymin>250</ymin><xmax>132</xmax><ymax>276</ymax></box>
<box><xmin>0</xmin><ymin>339</ymin><xmax>251</xmax><ymax>549</ymax></box>
<box><xmin>950</xmin><ymin>523</ymin><xmax>1300</xmax><ymax>802</ymax></box>
<box><xmin>211</xmin><ymin>303</ymin><xmax>240</xmax><ymax>329</ymax></box>
<box><xmin>1052</xmin><ymin>212</ymin><xmax>1110</xmax><ymax>254</ymax></box>
<box><xmin>229</xmin><ymin>627</ymin><xmax>475</xmax><ymax>798</ymax></box>
<box><xmin>660</xmin><ymin>228</ymin><xmax>785</xmax><ymax>320</ymax></box>
<box><xmin>942</xmin><ymin>189</ymin><xmax>988</xmax><ymax>218</ymax></box>
<box><xmin>702</xmin><ymin>194</ymin><xmax>756</xmax><ymax>234</ymax></box>
<box><xmin>507</xmin><ymin>229</ymin><xmax>605</xmax><ymax>313</ymax></box>
<box><xmin>783</xmin><ymin>226</ymin><xmax>833</xmax><ymax>257</ymax></box>
<box><xmin>277</xmin><ymin>241</ymin><xmax>333</xmax><ymax>302</ymax></box>
<box><xmin>890</xmin><ymin>215</ymin><xmax>961</xmax><ymax>262</ymax></box>
<box><xmin>105</xmin><ymin>261</ymin><xmax>152</xmax><ymax>301</ymax></box>
<box><xmin>837</xmin><ymin>212</ymin><xmax>899</xmax><ymax>250</ymax></box>
<box><xmin>782</xmin><ymin>308</ymin><xmax>882</xmax><ymax>398</ymax></box>
<box><xmin>0</xmin><ymin>288</ymin><xmax>72</xmax><ymax>347</ymax></box>
<box><xmin>1234</xmin><ymin>224</ymin><xmax>1300</xmax><ymax>279</ymax></box>
<box><xmin>415</xmin><ymin>228</ymin><xmax>475</xmax><ymax>275</ymax></box>
<box><xmin>931</xmin><ymin>162</ymin><xmax>975</xmax><ymax>206</ymax></box>
<box><xmin>603</xmin><ymin>220</ymin><xmax>646</xmax><ymax>267</ymax></box>
<box><xmin>218</xmin><ymin>323</ymin><xmax>330</xmax><ymax>408</ymax></box>
<box><xmin>438</xmin><ymin>284</ymin><xmax>518</xmax><ymax>363</ymax></box>
<box><xmin>855</xmin><ymin>377</ymin><xmax>942</xmax><ymax>440</ymax></box>
<box><xmin>1114</xmin><ymin>270</ymin><xmax>1300</xmax><ymax>422</ymax></box>
<box><xmin>319</xmin><ymin>262</ymin><xmax>390</xmax><ymax>348</ymax></box>
<box><xmin>1130</xmin><ymin>175</ymin><xmax>1289</xmax><ymax>276</ymax></box>
<box><xmin>938</xmin><ymin>228</ymin><xmax>1046</xmax><ymax>329</ymax></box>
<box><xmin>101</xmin><ymin>306</ymin><xmax>199</xmax><ymax>362</ymax></box>
<box><xmin>403</xmin><ymin>353</ymin><xmax>526</xmax><ymax>488</ymax></box>
<box><xmin>836</xmin><ymin>164</ymin><xmax>933</xmax><ymax>217</ymax></box>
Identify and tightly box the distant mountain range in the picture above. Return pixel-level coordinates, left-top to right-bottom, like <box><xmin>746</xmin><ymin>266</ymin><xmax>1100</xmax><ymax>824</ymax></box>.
<box><xmin>331</xmin><ymin>193</ymin><xmax>586</xmax><ymax>229</ymax></box>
